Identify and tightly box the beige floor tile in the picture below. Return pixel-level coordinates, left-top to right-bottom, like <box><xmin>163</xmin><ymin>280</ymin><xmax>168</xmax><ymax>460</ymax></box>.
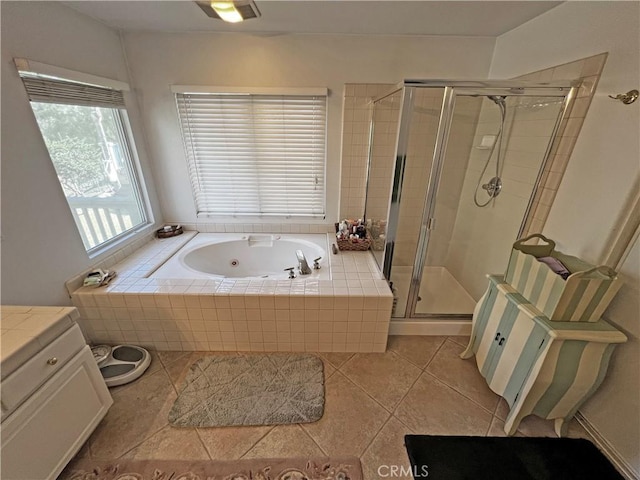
<box><xmin>426</xmin><ymin>339</ymin><xmax>500</xmax><ymax>413</ymax></box>
<box><xmin>566</xmin><ymin>419</ymin><xmax>594</xmax><ymax>441</ymax></box>
<box><xmin>323</xmin><ymin>359</ymin><xmax>336</xmax><ymax>378</ymax></box>
<box><xmin>156</xmin><ymin>351</ymin><xmax>190</xmax><ymax>368</ymax></box>
<box><xmin>395</xmin><ymin>372</ymin><xmax>492</xmax><ymax>436</ymax></box>
<box><xmin>121</xmin><ymin>425</ymin><xmax>210</xmax><ymax>460</ymax></box>
<box><xmin>88</xmin><ymin>369</ymin><xmax>177</xmax><ymax>459</ymax></box>
<box><xmin>448</xmin><ymin>335</ymin><xmax>471</xmax><ymax>348</ymax></box>
<box><xmin>302</xmin><ymin>372</ymin><xmax>390</xmax><ymax>457</ymax></box>
<box><xmin>387</xmin><ymin>336</ymin><xmax>446</xmax><ymax>369</ymax></box>
<box><xmin>360</xmin><ymin>416</ymin><xmax>413</xmax><ymax>480</ymax></box>
<box><xmin>196</xmin><ymin>425</ymin><xmax>273</xmax><ymax>460</ymax></box>
<box><xmin>320</xmin><ymin>352</ymin><xmax>354</xmax><ymax>369</ymax></box>
<box><xmin>494</xmin><ymin>397</ymin><xmax>510</xmax><ymax>421</ymax></box>
<box><xmin>516</xmin><ymin>414</ymin><xmax>563</xmax><ymax>437</ymax></box>
<box><xmin>341</xmin><ymin>351</ymin><xmax>421</xmax><ymax>410</ymax></box>
<box><xmin>486</xmin><ymin>416</ymin><xmax>525</xmax><ymax>437</ymax></box>
<box><xmin>74</xmin><ymin>441</ymin><xmax>91</xmax><ymax>459</ymax></box>
<box><xmin>242</xmin><ymin>425</ymin><xmax>325</xmax><ymax>458</ymax></box>
<box><xmin>164</xmin><ymin>352</ymin><xmax>208</xmax><ymax>389</ymax></box>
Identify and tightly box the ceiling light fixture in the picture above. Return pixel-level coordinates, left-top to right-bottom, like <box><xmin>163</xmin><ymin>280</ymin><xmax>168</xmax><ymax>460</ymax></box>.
<box><xmin>196</xmin><ymin>0</ymin><xmax>261</xmax><ymax>23</ymax></box>
<box><xmin>211</xmin><ymin>2</ymin><xmax>243</xmax><ymax>23</ymax></box>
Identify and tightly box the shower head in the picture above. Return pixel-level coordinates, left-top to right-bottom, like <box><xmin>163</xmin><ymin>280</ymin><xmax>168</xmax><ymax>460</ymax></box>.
<box><xmin>488</xmin><ymin>95</ymin><xmax>506</xmax><ymax>106</ymax></box>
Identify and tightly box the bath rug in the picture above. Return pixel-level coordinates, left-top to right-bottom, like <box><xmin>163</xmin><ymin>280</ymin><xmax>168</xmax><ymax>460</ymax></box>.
<box><xmin>60</xmin><ymin>457</ymin><xmax>362</xmax><ymax>480</ymax></box>
<box><xmin>168</xmin><ymin>353</ymin><xmax>325</xmax><ymax>427</ymax></box>
<box><xmin>405</xmin><ymin>435</ymin><xmax>624</xmax><ymax>479</ymax></box>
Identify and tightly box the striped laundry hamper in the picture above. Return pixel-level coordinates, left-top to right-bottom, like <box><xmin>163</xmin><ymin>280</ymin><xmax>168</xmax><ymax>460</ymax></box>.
<box><xmin>505</xmin><ymin>234</ymin><xmax>622</xmax><ymax>322</ymax></box>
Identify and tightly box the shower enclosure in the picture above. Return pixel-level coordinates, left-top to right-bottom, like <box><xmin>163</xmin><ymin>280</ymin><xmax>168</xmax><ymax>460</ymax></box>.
<box><xmin>364</xmin><ymin>80</ymin><xmax>577</xmax><ymax>319</ymax></box>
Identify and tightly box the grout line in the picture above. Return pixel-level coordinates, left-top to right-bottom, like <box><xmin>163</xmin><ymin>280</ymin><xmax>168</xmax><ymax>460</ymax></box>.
<box><xmin>422</xmin><ymin>370</ymin><xmax>497</xmax><ymax>417</ymax></box>
<box><xmin>114</xmin><ymin>423</ymin><xmax>171</xmax><ymax>460</ymax></box>
<box><xmin>423</xmin><ymin>339</ymin><xmax>500</xmax><ymax>416</ymax></box>
<box><xmin>358</xmin><ymin>410</ymin><xmax>396</xmax><ymax>461</ymax></box>
<box><xmin>238</xmin><ymin>426</ymin><xmax>277</xmax><ymax>459</ymax></box>
<box><xmin>389</xmin><ymin>339</ymin><xmax>449</xmax><ymax>421</ymax></box>
<box><xmin>333</xmin><ymin>365</ymin><xmax>396</xmax><ymax>416</ymax></box>
<box><xmin>193</xmin><ymin>428</ymin><xmax>213</xmax><ymax>460</ymax></box>
<box><xmin>299</xmin><ymin>423</ymin><xmax>330</xmax><ymax>457</ymax></box>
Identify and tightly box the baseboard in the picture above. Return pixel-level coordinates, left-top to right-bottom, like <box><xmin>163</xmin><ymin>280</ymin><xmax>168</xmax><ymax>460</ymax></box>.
<box><xmin>575</xmin><ymin>412</ymin><xmax>639</xmax><ymax>480</ymax></box>
<box><xmin>389</xmin><ymin>319</ymin><xmax>472</xmax><ymax>336</ymax></box>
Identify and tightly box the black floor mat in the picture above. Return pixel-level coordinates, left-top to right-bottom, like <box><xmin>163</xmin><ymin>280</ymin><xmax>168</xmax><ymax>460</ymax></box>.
<box><xmin>404</xmin><ymin>435</ymin><xmax>623</xmax><ymax>480</ymax></box>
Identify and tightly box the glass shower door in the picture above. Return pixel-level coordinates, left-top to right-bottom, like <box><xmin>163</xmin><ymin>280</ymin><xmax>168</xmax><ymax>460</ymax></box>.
<box><xmin>411</xmin><ymin>92</ymin><xmax>566</xmax><ymax>316</ymax></box>
<box><xmin>364</xmin><ymin>89</ymin><xmax>402</xmax><ymax>271</ymax></box>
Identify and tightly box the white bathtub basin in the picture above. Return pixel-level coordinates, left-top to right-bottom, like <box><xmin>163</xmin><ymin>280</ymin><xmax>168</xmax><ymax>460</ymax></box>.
<box><xmin>151</xmin><ymin>233</ymin><xmax>331</xmax><ymax>280</ymax></box>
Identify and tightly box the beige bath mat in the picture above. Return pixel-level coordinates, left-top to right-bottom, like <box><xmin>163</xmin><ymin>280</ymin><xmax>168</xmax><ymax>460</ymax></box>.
<box><xmin>168</xmin><ymin>353</ymin><xmax>325</xmax><ymax>427</ymax></box>
<box><xmin>60</xmin><ymin>457</ymin><xmax>362</xmax><ymax>480</ymax></box>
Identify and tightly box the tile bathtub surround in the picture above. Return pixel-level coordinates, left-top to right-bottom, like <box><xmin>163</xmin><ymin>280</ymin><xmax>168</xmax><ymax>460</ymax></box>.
<box><xmin>70</xmin><ymin>233</ymin><xmax>393</xmax><ymax>353</ymax></box>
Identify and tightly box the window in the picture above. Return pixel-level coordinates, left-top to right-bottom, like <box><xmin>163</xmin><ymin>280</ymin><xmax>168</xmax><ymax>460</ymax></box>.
<box><xmin>174</xmin><ymin>88</ymin><xmax>327</xmax><ymax>218</ymax></box>
<box><xmin>20</xmin><ymin>73</ymin><xmax>149</xmax><ymax>252</ymax></box>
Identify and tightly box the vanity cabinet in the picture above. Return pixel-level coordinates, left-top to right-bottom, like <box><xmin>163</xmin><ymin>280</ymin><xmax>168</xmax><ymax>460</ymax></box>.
<box><xmin>1</xmin><ymin>307</ymin><xmax>112</xmax><ymax>480</ymax></box>
<box><xmin>462</xmin><ymin>276</ymin><xmax>627</xmax><ymax>436</ymax></box>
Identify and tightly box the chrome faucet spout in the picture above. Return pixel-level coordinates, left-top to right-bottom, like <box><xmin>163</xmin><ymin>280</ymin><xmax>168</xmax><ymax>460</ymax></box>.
<box><xmin>296</xmin><ymin>249</ymin><xmax>312</xmax><ymax>275</ymax></box>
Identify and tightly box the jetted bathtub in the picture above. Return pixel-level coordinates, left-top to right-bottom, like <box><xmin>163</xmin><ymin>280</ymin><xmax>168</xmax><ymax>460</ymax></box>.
<box><xmin>151</xmin><ymin>233</ymin><xmax>331</xmax><ymax>280</ymax></box>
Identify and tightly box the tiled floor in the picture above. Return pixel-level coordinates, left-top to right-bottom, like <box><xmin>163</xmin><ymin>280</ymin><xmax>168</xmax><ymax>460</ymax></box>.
<box><xmin>67</xmin><ymin>336</ymin><xmax>592</xmax><ymax>480</ymax></box>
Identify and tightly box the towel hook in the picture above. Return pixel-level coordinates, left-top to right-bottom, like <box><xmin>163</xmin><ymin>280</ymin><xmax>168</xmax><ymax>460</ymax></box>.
<box><xmin>608</xmin><ymin>89</ymin><xmax>638</xmax><ymax>105</ymax></box>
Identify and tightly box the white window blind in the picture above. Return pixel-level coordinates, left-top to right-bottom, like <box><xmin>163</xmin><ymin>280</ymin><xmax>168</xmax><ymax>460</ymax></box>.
<box><xmin>20</xmin><ymin>75</ymin><xmax>126</xmax><ymax>109</ymax></box>
<box><xmin>175</xmin><ymin>92</ymin><xmax>327</xmax><ymax>218</ymax></box>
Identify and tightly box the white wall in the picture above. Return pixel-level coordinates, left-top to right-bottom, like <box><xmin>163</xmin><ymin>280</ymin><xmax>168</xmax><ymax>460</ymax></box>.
<box><xmin>121</xmin><ymin>32</ymin><xmax>495</xmax><ymax>226</ymax></box>
<box><xmin>1</xmin><ymin>2</ymin><xmax>162</xmax><ymax>306</ymax></box>
<box><xmin>491</xmin><ymin>1</ymin><xmax>639</xmax><ymax>473</ymax></box>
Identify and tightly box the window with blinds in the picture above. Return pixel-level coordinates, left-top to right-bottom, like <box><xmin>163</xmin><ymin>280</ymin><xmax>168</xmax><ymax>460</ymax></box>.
<box><xmin>18</xmin><ymin>70</ymin><xmax>149</xmax><ymax>253</ymax></box>
<box><xmin>175</xmin><ymin>91</ymin><xmax>327</xmax><ymax>218</ymax></box>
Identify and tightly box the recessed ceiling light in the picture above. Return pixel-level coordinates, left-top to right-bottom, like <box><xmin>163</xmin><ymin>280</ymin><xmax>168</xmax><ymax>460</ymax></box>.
<box><xmin>196</xmin><ymin>0</ymin><xmax>261</xmax><ymax>23</ymax></box>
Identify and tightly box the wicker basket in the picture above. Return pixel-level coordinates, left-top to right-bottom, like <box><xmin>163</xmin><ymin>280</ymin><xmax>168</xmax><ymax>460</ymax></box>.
<box><xmin>156</xmin><ymin>225</ymin><xmax>184</xmax><ymax>239</ymax></box>
<box><xmin>335</xmin><ymin>223</ymin><xmax>371</xmax><ymax>251</ymax></box>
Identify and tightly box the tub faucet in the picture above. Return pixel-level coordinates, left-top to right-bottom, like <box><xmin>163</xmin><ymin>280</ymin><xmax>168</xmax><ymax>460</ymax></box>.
<box><xmin>296</xmin><ymin>250</ymin><xmax>312</xmax><ymax>275</ymax></box>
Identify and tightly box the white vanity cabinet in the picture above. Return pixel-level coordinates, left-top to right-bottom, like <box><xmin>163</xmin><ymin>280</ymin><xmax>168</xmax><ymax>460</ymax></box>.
<box><xmin>1</xmin><ymin>306</ymin><xmax>112</xmax><ymax>480</ymax></box>
<box><xmin>462</xmin><ymin>276</ymin><xmax>627</xmax><ymax>437</ymax></box>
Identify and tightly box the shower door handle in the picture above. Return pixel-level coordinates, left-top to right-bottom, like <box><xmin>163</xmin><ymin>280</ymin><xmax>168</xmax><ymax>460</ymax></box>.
<box><xmin>426</xmin><ymin>217</ymin><xmax>436</xmax><ymax>231</ymax></box>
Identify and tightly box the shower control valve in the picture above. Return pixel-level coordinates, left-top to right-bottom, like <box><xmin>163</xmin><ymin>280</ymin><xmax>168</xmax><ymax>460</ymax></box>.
<box><xmin>313</xmin><ymin>257</ymin><xmax>322</xmax><ymax>269</ymax></box>
<box><xmin>284</xmin><ymin>267</ymin><xmax>296</xmax><ymax>279</ymax></box>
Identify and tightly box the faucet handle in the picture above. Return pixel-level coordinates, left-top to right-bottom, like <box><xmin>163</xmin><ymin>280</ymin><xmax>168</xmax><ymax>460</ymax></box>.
<box><xmin>284</xmin><ymin>267</ymin><xmax>296</xmax><ymax>279</ymax></box>
<box><xmin>313</xmin><ymin>257</ymin><xmax>322</xmax><ymax>269</ymax></box>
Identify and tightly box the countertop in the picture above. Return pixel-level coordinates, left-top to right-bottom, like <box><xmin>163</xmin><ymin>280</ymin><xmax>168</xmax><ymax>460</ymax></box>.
<box><xmin>1</xmin><ymin>306</ymin><xmax>79</xmax><ymax>379</ymax></box>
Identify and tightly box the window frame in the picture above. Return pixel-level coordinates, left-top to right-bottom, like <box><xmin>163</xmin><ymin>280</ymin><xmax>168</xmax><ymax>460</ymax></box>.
<box><xmin>17</xmin><ymin>61</ymin><xmax>154</xmax><ymax>256</ymax></box>
<box><xmin>172</xmin><ymin>85</ymin><xmax>328</xmax><ymax>220</ymax></box>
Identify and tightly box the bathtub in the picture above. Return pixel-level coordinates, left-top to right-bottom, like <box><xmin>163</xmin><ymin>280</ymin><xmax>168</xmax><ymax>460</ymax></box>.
<box><xmin>151</xmin><ymin>233</ymin><xmax>331</xmax><ymax>281</ymax></box>
<box><xmin>71</xmin><ymin>230</ymin><xmax>393</xmax><ymax>353</ymax></box>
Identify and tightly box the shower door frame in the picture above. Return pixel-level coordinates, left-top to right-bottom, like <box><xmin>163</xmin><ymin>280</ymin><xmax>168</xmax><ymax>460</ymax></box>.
<box><xmin>372</xmin><ymin>80</ymin><xmax>579</xmax><ymax>320</ymax></box>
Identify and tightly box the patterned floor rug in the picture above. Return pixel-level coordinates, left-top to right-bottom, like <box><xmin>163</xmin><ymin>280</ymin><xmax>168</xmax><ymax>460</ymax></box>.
<box><xmin>60</xmin><ymin>457</ymin><xmax>362</xmax><ymax>480</ymax></box>
<box><xmin>168</xmin><ymin>353</ymin><xmax>325</xmax><ymax>427</ymax></box>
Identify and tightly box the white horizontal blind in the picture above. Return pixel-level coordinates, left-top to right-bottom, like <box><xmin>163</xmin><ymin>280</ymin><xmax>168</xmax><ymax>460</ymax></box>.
<box><xmin>20</xmin><ymin>75</ymin><xmax>125</xmax><ymax>109</ymax></box>
<box><xmin>176</xmin><ymin>92</ymin><xmax>327</xmax><ymax>217</ymax></box>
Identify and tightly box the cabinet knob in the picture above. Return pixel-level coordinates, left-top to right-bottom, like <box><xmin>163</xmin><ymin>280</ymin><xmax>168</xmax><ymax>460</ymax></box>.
<box><xmin>495</xmin><ymin>333</ymin><xmax>501</xmax><ymax>341</ymax></box>
<box><xmin>46</xmin><ymin>357</ymin><xmax>58</xmax><ymax>366</ymax></box>
<box><xmin>498</xmin><ymin>338</ymin><xmax>506</xmax><ymax>346</ymax></box>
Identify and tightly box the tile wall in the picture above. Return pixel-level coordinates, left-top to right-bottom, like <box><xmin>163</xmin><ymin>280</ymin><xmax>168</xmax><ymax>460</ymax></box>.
<box><xmin>516</xmin><ymin>53</ymin><xmax>608</xmax><ymax>235</ymax></box>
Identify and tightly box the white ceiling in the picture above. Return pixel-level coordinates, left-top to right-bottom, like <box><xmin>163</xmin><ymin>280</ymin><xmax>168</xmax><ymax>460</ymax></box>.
<box><xmin>63</xmin><ymin>1</ymin><xmax>563</xmax><ymax>36</ymax></box>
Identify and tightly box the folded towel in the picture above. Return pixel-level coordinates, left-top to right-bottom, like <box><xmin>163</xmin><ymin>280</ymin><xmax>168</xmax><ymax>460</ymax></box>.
<box><xmin>537</xmin><ymin>256</ymin><xmax>571</xmax><ymax>280</ymax></box>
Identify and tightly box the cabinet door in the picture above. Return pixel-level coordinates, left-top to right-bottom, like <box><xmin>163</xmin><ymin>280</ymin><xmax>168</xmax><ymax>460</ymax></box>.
<box><xmin>475</xmin><ymin>289</ymin><xmax>511</xmax><ymax>375</ymax></box>
<box><xmin>1</xmin><ymin>346</ymin><xmax>112</xmax><ymax>480</ymax></box>
<box><xmin>486</xmin><ymin>310</ymin><xmax>547</xmax><ymax>406</ymax></box>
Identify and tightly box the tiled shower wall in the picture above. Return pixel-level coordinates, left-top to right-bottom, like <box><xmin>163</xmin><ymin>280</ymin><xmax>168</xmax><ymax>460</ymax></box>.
<box><xmin>340</xmin><ymin>84</ymin><xmax>395</xmax><ymax>220</ymax></box>
<box><xmin>444</xmin><ymin>95</ymin><xmax>564</xmax><ymax>299</ymax></box>
<box><xmin>517</xmin><ymin>53</ymin><xmax>607</xmax><ymax>236</ymax></box>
